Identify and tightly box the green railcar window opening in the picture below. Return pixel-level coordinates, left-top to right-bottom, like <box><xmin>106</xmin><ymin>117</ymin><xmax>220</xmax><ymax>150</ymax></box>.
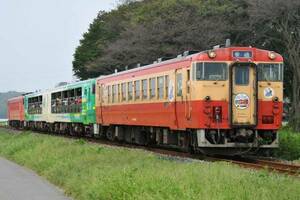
<box><xmin>50</xmin><ymin>87</ymin><xmax>83</xmax><ymax>114</ymax></box>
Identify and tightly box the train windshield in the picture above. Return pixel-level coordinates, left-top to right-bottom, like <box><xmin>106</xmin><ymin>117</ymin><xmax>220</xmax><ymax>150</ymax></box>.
<box><xmin>257</xmin><ymin>63</ymin><xmax>283</xmax><ymax>82</ymax></box>
<box><xmin>194</xmin><ymin>62</ymin><xmax>227</xmax><ymax>81</ymax></box>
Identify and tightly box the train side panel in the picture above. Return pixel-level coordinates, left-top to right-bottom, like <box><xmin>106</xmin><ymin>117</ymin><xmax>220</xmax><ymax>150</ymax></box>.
<box><xmin>24</xmin><ymin>79</ymin><xmax>96</xmax><ymax>126</ymax></box>
<box><xmin>7</xmin><ymin>96</ymin><xmax>25</xmax><ymax>122</ymax></box>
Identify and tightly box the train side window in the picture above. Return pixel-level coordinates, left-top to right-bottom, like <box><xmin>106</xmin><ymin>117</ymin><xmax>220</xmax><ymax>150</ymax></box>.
<box><xmin>150</xmin><ymin>78</ymin><xmax>156</xmax><ymax>99</ymax></box>
<box><xmin>135</xmin><ymin>80</ymin><xmax>141</xmax><ymax>100</ymax></box>
<box><xmin>122</xmin><ymin>83</ymin><xmax>126</xmax><ymax>101</ymax></box>
<box><xmin>117</xmin><ymin>84</ymin><xmax>120</xmax><ymax>102</ymax></box>
<box><xmin>28</xmin><ymin>95</ymin><xmax>43</xmax><ymax>114</ymax></box>
<box><xmin>142</xmin><ymin>79</ymin><xmax>148</xmax><ymax>100</ymax></box>
<box><xmin>92</xmin><ymin>84</ymin><xmax>96</xmax><ymax>94</ymax></box>
<box><xmin>112</xmin><ymin>85</ymin><xmax>116</xmax><ymax>103</ymax></box>
<box><xmin>165</xmin><ymin>75</ymin><xmax>169</xmax><ymax>99</ymax></box>
<box><xmin>187</xmin><ymin>69</ymin><xmax>190</xmax><ymax>94</ymax></box>
<box><xmin>235</xmin><ymin>66</ymin><xmax>249</xmax><ymax>85</ymax></box>
<box><xmin>107</xmin><ymin>86</ymin><xmax>111</xmax><ymax>103</ymax></box>
<box><xmin>176</xmin><ymin>73</ymin><xmax>183</xmax><ymax>96</ymax></box>
<box><xmin>99</xmin><ymin>85</ymin><xmax>104</xmax><ymax>103</ymax></box>
<box><xmin>157</xmin><ymin>76</ymin><xmax>164</xmax><ymax>99</ymax></box>
<box><xmin>128</xmin><ymin>82</ymin><xmax>133</xmax><ymax>101</ymax></box>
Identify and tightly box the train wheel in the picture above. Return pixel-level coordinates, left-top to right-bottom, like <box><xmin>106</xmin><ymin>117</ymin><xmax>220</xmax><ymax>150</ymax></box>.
<box><xmin>106</xmin><ymin>126</ymin><xmax>114</xmax><ymax>141</ymax></box>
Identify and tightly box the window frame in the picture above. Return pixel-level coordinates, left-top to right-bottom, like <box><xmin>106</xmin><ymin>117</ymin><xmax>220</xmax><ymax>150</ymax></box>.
<box><xmin>165</xmin><ymin>75</ymin><xmax>169</xmax><ymax>99</ymax></box>
<box><xmin>142</xmin><ymin>79</ymin><xmax>148</xmax><ymax>100</ymax></box>
<box><xmin>234</xmin><ymin>65</ymin><xmax>249</xmax><ymax>85</ymax></box>
<box><xmin>257</xmin><ymin>63</ymin><xmax>284</xmax><ymax>82</ymax></box>
<box><xmin>194</xmin><ymin>62</ymin><xmax>228</xmax><ymax>81</ymax></box>
<box><xmin>107</xmin><ymin>85</ymin><xmax>111</xmax><ymax>104</ymax></box>
<box><xmin>128</xmin><ymin>82</ymin><xmax>133</xmax><ymax>101</ymax></box>
<box><xmin>134</xmin><ymin>80</ymin><xmax>141</xmax><ymax>100</ymax></box>
<box><xmin>176</xmin><ymin>73</ymin><xmax>183</xmax><ymax>97</ymax></box>
<box><xmin>112</xmin><ymin>85</ymin><xmax>117</xmax><ymax>103</ymax></box>
<box><xmin>121</xmin><ymin>83</ymin><xmax>126</xmax><ymax>101</ymax></box>
<box><xmin>149</xmin><ymin>78</ymin><xmax>156</xmax><ymax>99</ymax></box>
<box><xmin>157</xmin><ymin>76</ymin><xmax>164</xmax><ymax>99</ymax></box>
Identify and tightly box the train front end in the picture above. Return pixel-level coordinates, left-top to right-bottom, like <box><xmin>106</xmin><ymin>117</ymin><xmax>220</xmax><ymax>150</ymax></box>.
<box><xmin>192</xmin><ymin>47</ymin><xmax>283</xmax><ymax>155</ymax></box>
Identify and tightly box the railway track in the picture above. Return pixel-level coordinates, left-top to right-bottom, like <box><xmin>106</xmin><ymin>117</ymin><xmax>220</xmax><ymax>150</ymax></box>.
<box><xmin>215</xmin><ymin>156</ymin><xmax>300</xmax><ymax>176</ymax></box>
<box><xmin>1</xmin><ymin>127</ymin><xmax>300</xmax><ymax>177</ymax></box>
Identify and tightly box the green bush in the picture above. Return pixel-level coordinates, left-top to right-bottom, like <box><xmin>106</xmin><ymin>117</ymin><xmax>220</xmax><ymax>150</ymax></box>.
<box><xmin>276</xmin><ymin>128</ymin><xmax>300</xmax><ymax>161</ymax></box>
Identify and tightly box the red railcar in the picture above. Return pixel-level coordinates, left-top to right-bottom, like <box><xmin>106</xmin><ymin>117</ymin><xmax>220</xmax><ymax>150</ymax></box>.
<box><xmin>7</xmin><ymin>96</ymin><xmax>25</xmax><ymax>128</ymax></box>
<box><xmin>95</xmin><ymin>46</ymin><xmax>284</xmax><ymax>155</ymax></box>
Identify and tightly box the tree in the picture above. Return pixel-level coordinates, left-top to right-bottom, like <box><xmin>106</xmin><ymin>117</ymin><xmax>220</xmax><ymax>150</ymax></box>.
<box><xmin>74</xmin><ymin>0</ymin><xmax>241</xmax><ymax>76</ymax></box>
<box><xmin>72</xmin><ymin>0</ymin><xmax>300</xmax><ymax>130</ymax></box>
<box><xmin>247</xmin><ymin>0</ymin><xmax>300</xmax><ymax>130</ymax></box>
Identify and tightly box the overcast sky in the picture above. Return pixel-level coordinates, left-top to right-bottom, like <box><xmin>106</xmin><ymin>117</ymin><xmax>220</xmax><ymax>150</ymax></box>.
<box><xmin>0</xmin><ymin>0</ymin><xmax>117</xmax><ymax>93</ymax></box>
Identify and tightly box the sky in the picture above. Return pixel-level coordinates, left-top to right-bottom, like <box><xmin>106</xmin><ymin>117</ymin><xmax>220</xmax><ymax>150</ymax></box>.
<box><xmin>0</xmin><ymin>0</ymin><xmax>117</xmax><ymax>93</ymax></box>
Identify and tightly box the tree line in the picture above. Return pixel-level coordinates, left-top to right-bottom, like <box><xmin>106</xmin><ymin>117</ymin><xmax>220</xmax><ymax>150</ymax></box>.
<box><xmin>73</xmin><ymin>0</ymin><xmax>300</xmax><ymax>130</ymax></box>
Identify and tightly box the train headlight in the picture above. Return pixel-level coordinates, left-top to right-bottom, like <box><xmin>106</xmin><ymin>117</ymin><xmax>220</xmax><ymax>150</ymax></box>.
<box><xmin>205</xmin><ymin>96</ymin><xmax>211</xmax><ymax>101</ymax></box>
<box><xmin>268</xmin><ymin>51</ymin><xmax>276</xmax><ymax>60</ymax></box>
<box><xmin>273</xmin><ymin>96</ymin><xmax>279</xmax><ymax>102</ymax></box>
<box><xmin>208</xmin><ymin>50</ymin><xmax>216</xmax><ymax>59</ymax></box>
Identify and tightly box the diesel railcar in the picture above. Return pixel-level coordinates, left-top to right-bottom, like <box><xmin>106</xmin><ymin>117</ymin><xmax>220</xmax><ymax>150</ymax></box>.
<box><xmin>94</xmin><ymin>47</ymin><xmax>283</xmax><ymax>155</ymax></box>
<box><xmin>7</xmin><ymin>96</ymin><xmax>25</xmax><ymax>128</ymax></box>
<box><xmin>7</xmin><ymin>46</ymin><xmax>283</xmax><ymax>155</ymax></box>
<box><xmin>12</xmin><ymin>79</ymin><xmax>97</xmax><ymax>134</ymax></box>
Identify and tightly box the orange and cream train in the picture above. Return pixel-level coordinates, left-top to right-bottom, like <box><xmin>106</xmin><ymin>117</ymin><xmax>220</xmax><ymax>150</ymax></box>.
<box><xmin>94</xmin><ymin>46</ymin><xmax>283</xmax><ymax>155</ymax></box>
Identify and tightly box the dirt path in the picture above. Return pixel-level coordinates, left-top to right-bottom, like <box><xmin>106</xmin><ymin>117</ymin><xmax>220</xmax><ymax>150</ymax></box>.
<box><xmin>0</xmin><ymin>157</ymin><xmax>71</xmax><ymax>200</ymax></box>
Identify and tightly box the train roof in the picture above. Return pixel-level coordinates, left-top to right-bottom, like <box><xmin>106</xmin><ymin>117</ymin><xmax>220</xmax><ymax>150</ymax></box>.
<box><xmin>20</xmin><ymin>46</ymin><xmax>283</xmax><ymax>97</ymax></box>
<box><xmin>25</xmin><ymin>78</ymin><xmax>96</xmax><ymax>98</ymax></box>
<box><xmin>96</xmin><ymin>46</ymin><xmax>283</xmax><ymax>83</ymax></box>
<box><xmin>7</xmin><ymin>95</ymin><xmax>24</xmax><ymax>102</ymax></box>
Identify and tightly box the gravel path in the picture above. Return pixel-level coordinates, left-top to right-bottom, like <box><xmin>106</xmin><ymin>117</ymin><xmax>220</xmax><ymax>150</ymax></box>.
<box><xmin>0</xmin><ymin>157</ymin><xmax>71</xmax><ymax>200</ymax></box>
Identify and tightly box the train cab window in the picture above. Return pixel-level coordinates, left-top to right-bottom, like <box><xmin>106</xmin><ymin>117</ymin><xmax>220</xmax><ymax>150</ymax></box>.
<box><xmin>235</xmin><ymin>66</ymin><xmax>249</xmax><ymax>85</ymax></box>
<box><xmin>142</xmin><ymin>79</ymin><xmax>148</xmax><ymax>99</ymax></box>
<box><xmin>258</xmin><ymin>63</ymin><xmax>283</xmax><ymax>82</ymax></box>
<box><xmin>176</xmin><ymin>74</ymin><xmax>183</xmax><ymax>96</ymax></box>
<box><xmin>122</xmin><ymin>83</ymin><xmax>126</xmax><ymax>101</ymax></box>
<box><xmin>195</xmin><ymin>62</ymin><xmax>227</xmax><ymax>81</ymax></box>
<box><xmin>157</xmin><ymin>76</ymin><xmax>164</xmax><ymax>99</ymax></box>
<box><xmin>135</xmin><ymin>80</ymin><xmax>140</xmax><ymax>100</ymax></box>
<box><xmin>150</xmin><ymin>78</ymin><xmax>156</xmax><ymax>99</ymax></box>
<box><xmin>128</xmin><ymin>82</ymin><xmax>133</xmax><ymax>101</ymax></box>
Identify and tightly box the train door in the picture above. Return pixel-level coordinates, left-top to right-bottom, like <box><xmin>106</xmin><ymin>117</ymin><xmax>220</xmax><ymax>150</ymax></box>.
<box><xmin>82</xmin><ymin>86</ymin><xmax>88</xmax><ymax>124</ymax></box>
<box><xmin>231</xmin><ymin>63</ymin><xmax>257</xmax><ymax>126</ymax></box>
<box><xmin>186</xmin><ymin>68</ymin><xmax>192</xmax><ymax>120</ymax></box>
<box><xmin>86</xmin><ymin>83</ymin><xmax>96</xmax><ymax>123</ymax></box>
<box><xmin>97</xmin><ymin>84</ymin><xmax>104</xmax><ymax>124</ymax></box>
<box><xmin>175</xmin><ymin>68</ymin><xmax>185</xmax><ymax>128</ymax></box>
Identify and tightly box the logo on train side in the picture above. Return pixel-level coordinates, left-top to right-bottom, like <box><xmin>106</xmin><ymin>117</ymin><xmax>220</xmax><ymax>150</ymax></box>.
<box><xmin>264</xmin><ymin>87</ymin><xmax>274</xmax><ymax>99</ymax></box>
<box><xmin>234</xmin><ymin>93</ymin><xmax>249</xmax><ymax>110</ymax></box>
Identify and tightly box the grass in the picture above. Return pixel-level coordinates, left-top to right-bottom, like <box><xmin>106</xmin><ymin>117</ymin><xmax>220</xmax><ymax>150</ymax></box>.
<box><xmin>276</xmin><ymin>127</ymin><xmax>300</xmax><ymax>161</ymax></box>
<box><xmin>0</xmin><ymin>129</ymin><xmax>299</xmax><ymax>200</ymax></box>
